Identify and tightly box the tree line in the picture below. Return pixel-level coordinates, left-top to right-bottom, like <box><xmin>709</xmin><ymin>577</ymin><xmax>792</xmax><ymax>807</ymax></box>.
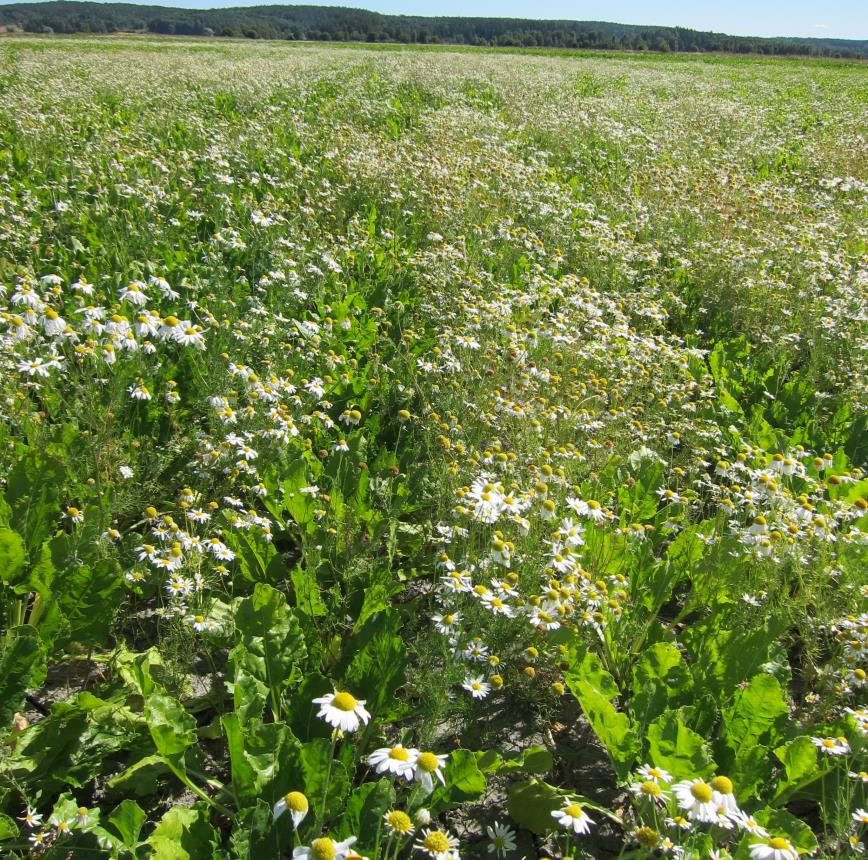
<box><xmin>1</xmin><ymin>1</ymin><xmax>866</xmax><ymax>58</ymax></box>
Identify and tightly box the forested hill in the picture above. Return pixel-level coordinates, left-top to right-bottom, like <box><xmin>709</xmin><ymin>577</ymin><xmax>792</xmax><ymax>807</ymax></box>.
<box><xmin>0</xmin><ymin>0</ymin><xmax>866</xmax><ymax>56</ymax></box>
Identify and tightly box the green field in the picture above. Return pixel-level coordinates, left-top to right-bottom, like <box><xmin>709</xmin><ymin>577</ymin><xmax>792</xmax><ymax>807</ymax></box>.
<box><xmin>0</xmin><ymin>36</ymin><xmax>865</xmax><ymax>859</ymax></box>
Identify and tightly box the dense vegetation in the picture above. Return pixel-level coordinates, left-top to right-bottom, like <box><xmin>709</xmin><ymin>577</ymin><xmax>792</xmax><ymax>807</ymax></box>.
<box><xmin>0</xmin><ymin>36</ymin><xmax>866</xmax><ymax>860</ymax></box>
<box><xmin>1</xmin><ymin>1</ymin><xmax>867</xmax><ymax>56</ymax></box>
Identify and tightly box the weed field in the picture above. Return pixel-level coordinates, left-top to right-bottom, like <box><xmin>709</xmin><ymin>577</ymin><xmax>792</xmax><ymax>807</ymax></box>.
<box><xmin>0</xmin><ymin>36</ymin><xmax>865</xmax><ymax>859</ymax></box>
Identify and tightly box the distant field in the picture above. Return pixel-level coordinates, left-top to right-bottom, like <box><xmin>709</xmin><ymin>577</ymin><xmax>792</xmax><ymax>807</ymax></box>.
<box><xmin>0</xmin><ymin>37</ymin><xmax>865</xmax><ymax>859</ymax></box>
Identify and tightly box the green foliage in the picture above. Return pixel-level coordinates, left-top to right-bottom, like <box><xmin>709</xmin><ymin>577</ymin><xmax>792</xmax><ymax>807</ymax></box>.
<box><xmin>0</xmin><ymin>37</ymin><xmax>863</xmax><ymax>860</ymax></box>
<box><xmin>565</xmin><ymin>643</ymin><xmax>640</xmax><ymax>780</ymax></box>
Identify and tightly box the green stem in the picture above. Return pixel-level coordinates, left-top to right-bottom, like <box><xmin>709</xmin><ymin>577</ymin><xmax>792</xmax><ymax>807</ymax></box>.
<box><xmin>164</xmin><ymin>757</ymin><xmax>234</xmax><ymax>818</ymax></box>
<box><xmin>315</xmin><ymin>733</ymin><xmax>338</xmax><ymax>833</ymax></box>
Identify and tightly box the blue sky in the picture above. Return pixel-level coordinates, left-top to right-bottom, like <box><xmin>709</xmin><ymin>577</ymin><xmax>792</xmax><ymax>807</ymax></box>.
<box><xmin>9</xmin><ymin>0</ymin><xmax>868</xmax><ymax>39</ymax></box>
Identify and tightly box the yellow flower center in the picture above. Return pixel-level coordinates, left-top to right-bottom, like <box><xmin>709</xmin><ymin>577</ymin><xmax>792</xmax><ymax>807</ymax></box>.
<box><xmin>284</xmin><ymin>791</ymin><xmax>308</xmax><ymax>812</ymax></box>
<box><xmin>641</xmin><ymin>780</ymin><xmax>662</xmax><ymax>796</ymax></box>
<box><xmin>423</xmin><ymin>832</ymin><xmax>450</xmax><ymax>852</ymax></box>
<box><xmin>822</xmin><ymin>738</ymin><xmax>836</xmax><ymax>748</ymax></box>
<box><xmin>635</xmin><ymin>827</ymin><xmax>659</xmax><ymax>847</ymax></box>
<box><xmin>690</xmin><ymin>782</ymin><xmax>713</xmax><ymax>803</ymax></box>
<box><xmin>332</xmin><ymin>691</ymin><xmax>357</xmax><ymax>711</ymax></box>
<box><xmin>385</xmin><ymin>810</ymin><xmax>412</xmax><ymax>833</ymax></box>
<box><xmin>390</xmin><ymin>746</ymin><xmax>410</xmax><ymax>761</ymax></box>
<box><xmin>310</xmin><ymin>838</ymin><xmax>336</xmax><ymax>860</ymax></box>
<box><xmin>417</xmin><ymin>752</ymin><xmax>439</xmax><ymax>773</ymax></box>
<box><xmin>564</xmin><ymin>803</ymin><xmax>583</xmax><ymax>817</ymax></box>
<box><xmin>194</xmin><ymin>615</ymin><xmax>205</xmax><ymax>624</ymax></box>
<box><xmin>77</xmin><ymin>807</ymin><xmax>88</xmax><ymax>816</ymax></box>
<box><xmin>768</xmin><ymin>838</ymin><xmax>790</xmax><ymax>850</ymax></box>
<box><xmin>711</xmin><ymin>775</ymin><xmax>733</xmax><ymax>795</ymax></box>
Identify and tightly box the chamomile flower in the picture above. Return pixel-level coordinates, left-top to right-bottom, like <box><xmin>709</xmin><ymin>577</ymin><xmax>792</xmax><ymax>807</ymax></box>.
<box><xmin>638</xmin><ymin>764</ymin><xmax>673</xmax><ymax>783</ymax></box>
<box><xmin>273</xmin><ymin>791</ymin><xmax>309</xmax><ymax>827</ymax></box>
<box><xmin>383</xmin><ymin>809</ymin><xmax>413</xmax><ymax>835</ymax></box>
<box><xmin>486</xmin><ymin>821</ymin><xmax>516</xmax><ymax>857</ymax></box>
<box><xmin>630</xmin><ymin>779</ymin><xmax>670</xmax><ymax>803</ymax></box>
<box><xmin>19</xmin><ymin>808</ymin><xmax>43</xmax><ymax>828</ymax></box>
<box><xmin>312</xmin><ymin>691</ymin><xmax>371</xmax><ymax>733</ymax></box>
<box><xmin>672</xmin><ymin>779</ymin><xmax>718</xmax><ymax>823</ymax></box>
<box><xmin>461</xmin><ymin>675</ymin><xmax>491</xmax><ymax>699</ymax></box>
<box><xmin>415</xmin><ymin>827</ymin><xmax>459</xmax><ymax>858</ymax></box>
<box><xmin>811</xmin><ymin>736</ymin><xmax>850</xmax><ymax>755</ymax></box>
<box><xmin>293</xmin><ymin>836</ymin><xmax>358</xmax><ymax>860</ymax></box>
<box><xmin>551</xmin><ymin>801</ymin><xmax>595</xmax><ymax>834</ymax></box>
<box><xmin>412</xmin><ymin>751</ymin><xmax>448</xmax><ymax>795</ymax></box>
<box><xmin>710</xmin><ymin>775</ymin><xmax>739</xmax><ymax>814</ymax></box>
<box><xmin>729</xmin><ymin>810</ymin><xmax>769</xmax><ymax>837</ymax></box>
<box><xmin>748</xmin><ymin>836</ymin><xmax>798</xmax><ymax>860</ymax></box>
<box><xmin>367</xmin><ymin>744</ymin><xmax>418</xmax><ymax>777</ymax></box>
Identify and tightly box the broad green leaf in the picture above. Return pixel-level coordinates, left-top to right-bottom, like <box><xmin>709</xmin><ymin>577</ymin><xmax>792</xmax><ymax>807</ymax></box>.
<box><xmin>339</xmin><ymin>611</ymin><xmax>406</xmax><ymax>719</ymax></box>
<box><xmin>351</xmin><ymin>566</ymin><xmax>402</xmax><ymax>631</ymax></box>
<box><xmin>5</xmin><ymin>692</ymin><xmax>147</xmax><ymax>795</ymax></box>
<box><xmin>430</xmin><ymin>748</ymin><xmax>486</xmax><ymax>811</ymax></box>
<box><xmin>46</xmin><ymin>552</ymin><xmax>124</xmax><ymax>653</ymax></box>
<box><xmin>646</xmin><ymin>711</ymin><xmax>716</xmax><ymax>780</ymax></box>
<box><xmin>3</xmin><ymin>448</ymin><xmax>64</xmax><ymax>554</ymax></box>
<box><xmin>290</xmin><ymin>564</ymin><xmax>328</xmax><ymax>617</ymax></box>
<box><xmin>146</xmin><ymin>804</ymin><xmax>219</xmax><ymax>859</ymax></box>
<box><xmin>106</xmin><ymin>799</ymin><xmax>146</xmax><ymax>849</ymax></box>
<box><xmin>506</xmin><ymin>779</ymin><xmax>620</xmax><ymax>836</ymax></box>
<box><xmin>230</xmin><ymin>799</ymin><xmax>290</xmax><ymax>859</ymax></box>
<box><xmin>718</xmin><ymin>674</ymin><xmax>788</xmax><ymax>791</ymax></box>
<box><xmin>0</xmin><ymin>527</ymin><xmax>26</xmax><ymax>587</ymax></box>
<box><xmin>683</xmin><ymin>609</ymin><xmax>787</xmax><ymax>707</ymax></box>
<box><xmin>565</xmin><ymin>644</ymin><xmax>639</xmax><ymax>780</ymax></box>
<box><xmin>107</xmin><ymin>754</ymin><xmax>169</xmax><ymax>796</ymax></box>
<box><xmin>630</xmin><ymin>642</ymin><xmax>694</xmax><ymax>729</ymax></box>
<box><xmin>145</xmin><ymin>691</ymin><xmax>197</xmax><ymax>757</ymax></box>
<box><xmin>232</xmin><ymin>583</ymin><xmax>306</xmax><ymax>721</ymax></box>
<box><xmin>224</xmin><ymin>718</ymin><xmax>299</xmax><ymax>807</ymax></box>
<box><xmin>488</xmin><ymin>745</ymin><xmax>553</xmax><ymax>775</ymax></box>
<box><xmin>753</xmin><ymin>807</ymin><xmax>819</xmax><ymax>855</ymax></box>
<box><xmin>0</xmin><ymin>625</ymin><xmax>47</xmax><ymax>730</ymax></box>
<box><xmin>773</xmin><ymin>737</ymin><xmax>821</xmax><ymax>801</ymax></box>
<box><xmin>337</xmin><ymin>778</ymin><xmax>395</xmax><ymax>847</ymax></box>
<box><xmin>280</xmin><ymin>738</ymin><xmax>350</xmax><ymax>823</ymax></box>
<box><xmin>0</xmin><ymin>813</ymin><xmax>17</xmax><ymax>840</ymax></box>
<box><xmin>227</xmin><ymin>649</ymin><xmax>269</xmax><ymax>725</ymax></box>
